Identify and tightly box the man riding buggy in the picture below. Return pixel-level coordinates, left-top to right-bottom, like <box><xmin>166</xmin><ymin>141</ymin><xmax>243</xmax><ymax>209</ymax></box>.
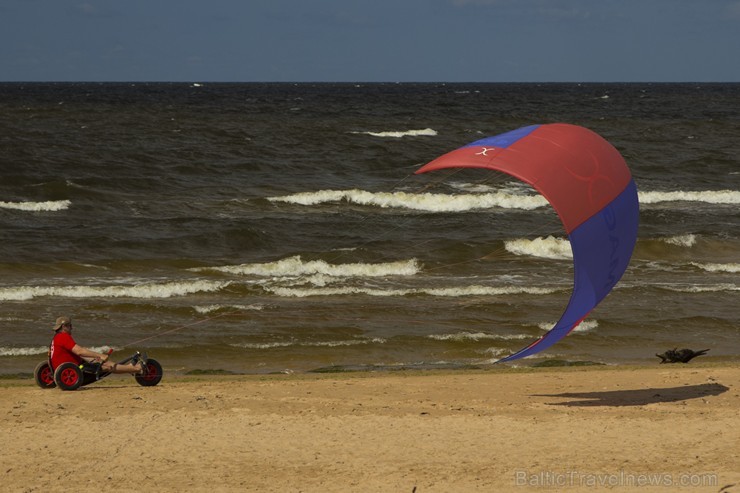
<box><xmin>35</xmin><ymin>316</ymin><xmax>162</xmax><ymax>390</ymax></box>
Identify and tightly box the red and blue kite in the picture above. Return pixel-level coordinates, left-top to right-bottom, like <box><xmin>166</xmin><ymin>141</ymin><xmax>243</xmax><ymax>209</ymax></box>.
<box><xmin>416</xmin><ymin>124</ymin><xmax>639</xmax><ymax>362</ymax></box>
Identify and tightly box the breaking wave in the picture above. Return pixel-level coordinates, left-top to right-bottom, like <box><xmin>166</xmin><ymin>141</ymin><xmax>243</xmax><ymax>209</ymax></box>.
<box><xmin>351</xmin><ymin>128</ymin><xmax>438</xmax><ymax>138</ymax></box>
<box><xmin>231</xmin><ymin>338</ymin><xmax>386</xmax><ymax>350</ymax></box>
<box><xmin>505</xmin><ymin>236</ymin><xmax>572</xmax><ymax>260</ymax></box>
<box><xmin>264</xmin><ymin>285</ymin><xmax>558</xmax><ymax>298</ymax></box>
<box><xmin>538</xmin><ymin>319</ymin><xmax>599</xmax><ymax>333</ymax></box>
<box><xmin>193</xmin><ymin>256</ymin><xmax>420</xmax><ymax>278</ymax></box>
<box><xmin>639</xmin><ymin>190</ymin><xmax>740</xmax><ymax>204</ymax></box>
<box><xmin>267</xmin><ymin>189</ymin><xmax>738</xmax><ymax>214</ymax></box>
<box><xmin>691</xmin><ymin>262</ymin><xmax>740</xmax><ymax>273</ymax></box>
<box><xmin>0</xmin><ymin>200</ymin><xmax>71</xmax><ymax>211</ymax></box>
<box><xmin>0</xmin><ymin>346</ymin><xmax>49</xmax><ymax>357</ymax></box>
<box><xmin>0</xmin><ymin>280</ymin><xmax>229</xmax><ymax>301</ymax></box>
<box><xmin>657</xmin><ymin>283</ymin><xmax>739</xmax><ymax>293</ymax></box>
<box><xmin>268</xmin><ymin>189</ymin><xmax>547</xmax><ymax>211</ymax></box>
<box><xmin>428</xmin><ymin>332</ymin><xmax>531</xmax><ymax>341</ymax></box>
<box><xmin>661</xmin><ymin>234</ymin><xmax>697</xmax><ymax>247</ymax></box>
<box><xmin>194</xmin><ymin>304</ymin><xmax>266</xmax><ymax>314</ymax></box>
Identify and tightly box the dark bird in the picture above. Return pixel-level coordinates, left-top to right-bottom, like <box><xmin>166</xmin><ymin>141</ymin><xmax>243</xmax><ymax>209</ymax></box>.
<box><xmin>656</xmin><ymin>348</ymin><xmax>710</xmax><ymax>363</ymax></box>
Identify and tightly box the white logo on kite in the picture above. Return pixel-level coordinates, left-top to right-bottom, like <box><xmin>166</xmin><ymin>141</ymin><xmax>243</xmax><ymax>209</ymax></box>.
<box><xmin>475</xmin><ymin>147</ymin><xmax>496</xmax><ymax>156</ymax></box>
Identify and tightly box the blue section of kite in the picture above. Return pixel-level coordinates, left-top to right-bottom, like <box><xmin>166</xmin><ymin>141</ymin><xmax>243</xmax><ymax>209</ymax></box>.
<box><xmin>497</xmin><ymin>180</ymin><xmax>639</xmax><ymax>362</ymax></box>
<box><xmin>462</xmin><ymin>125</ymin><xmax>540</xmax><ymax>149</ymax></box>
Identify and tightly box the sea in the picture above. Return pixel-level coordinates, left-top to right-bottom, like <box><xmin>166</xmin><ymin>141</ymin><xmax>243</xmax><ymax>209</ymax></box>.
<box><xmin>1</xmin><ymin>82</ymin><xmax>738</xmax><ymax>375</ymax></box>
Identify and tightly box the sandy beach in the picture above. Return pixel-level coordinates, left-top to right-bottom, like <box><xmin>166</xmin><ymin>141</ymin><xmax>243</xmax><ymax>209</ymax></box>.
<box><xmin>1</xmin><ymin>363</ymin><xmax>738</xmax><ymax>492</ymax></box>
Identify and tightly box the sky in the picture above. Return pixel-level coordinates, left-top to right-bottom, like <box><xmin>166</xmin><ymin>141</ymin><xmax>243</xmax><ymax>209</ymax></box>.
<box><xmin>1</xmin><ymin>0</ymin><xmax>739</xmax><ymax>82</ymax></box>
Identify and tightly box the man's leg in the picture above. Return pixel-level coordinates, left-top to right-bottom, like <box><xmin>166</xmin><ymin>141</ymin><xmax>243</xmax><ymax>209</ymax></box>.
<box><xmin>101</xmin><ymin>361</ymin><xmax>145</xmax><ymax>374</ymax></box>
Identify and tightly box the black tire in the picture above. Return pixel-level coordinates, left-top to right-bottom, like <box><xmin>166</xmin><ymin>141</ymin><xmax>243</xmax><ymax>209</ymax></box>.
<box><xmin>54</xmin><ymin>362</ymin><xmax>83</xmax><ymax>391</ymax></box>
<box><xmin>134</xmin><ymin>358</ymin><xmax>163</xmax><ymax>387</ymax></box>
<box><xmin>34</xmin><ymin>361</ymin><xmax>56</xmax><ymax>389</ymax></box>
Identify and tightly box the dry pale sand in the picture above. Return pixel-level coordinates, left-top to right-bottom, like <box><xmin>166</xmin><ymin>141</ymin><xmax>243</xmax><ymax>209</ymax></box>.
<box><xmin>1</xmin><ymin>363</ymin><xmax>738</xmax><ymax>493</ymax></box>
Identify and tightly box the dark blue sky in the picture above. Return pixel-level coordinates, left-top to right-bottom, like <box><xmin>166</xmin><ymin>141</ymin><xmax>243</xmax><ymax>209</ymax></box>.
<box><xmin>2</xmin><ymin>0</ymin><xmax>739</xmax><ymax>82</ymax></box>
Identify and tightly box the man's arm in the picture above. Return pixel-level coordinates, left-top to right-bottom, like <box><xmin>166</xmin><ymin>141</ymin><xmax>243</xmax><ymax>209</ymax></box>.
<box><xmin>71</xmin><ymin>344</ymin><xmax>108</xmax><ymax>361</ymax></box>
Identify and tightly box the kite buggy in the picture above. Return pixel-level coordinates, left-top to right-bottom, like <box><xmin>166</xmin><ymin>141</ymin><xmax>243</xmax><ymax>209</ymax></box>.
<box><xmin>34</xmin><ymin>350</ymin><xmax>163</xmax><ymax>391</ymax></box>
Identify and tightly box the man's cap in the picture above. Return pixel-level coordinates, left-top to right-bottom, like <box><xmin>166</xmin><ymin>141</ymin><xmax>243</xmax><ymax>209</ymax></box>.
<box><xmin>53</xmin><ymin>316</ymin><xmax>71</xmax><ymax>331</ymax></box>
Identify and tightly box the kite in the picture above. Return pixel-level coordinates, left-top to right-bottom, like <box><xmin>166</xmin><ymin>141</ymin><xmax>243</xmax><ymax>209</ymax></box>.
<box><xmin>416</xmin><ymin>124</ymin><xmax>639</xmax><ymax>362</ymax></box>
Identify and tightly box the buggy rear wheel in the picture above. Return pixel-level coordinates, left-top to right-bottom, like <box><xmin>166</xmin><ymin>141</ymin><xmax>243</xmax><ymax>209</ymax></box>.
<box><xmin>134</xmin><ymin>358</ymin><xmax>163</xmax><ymax>387</ymax></box>
<box><xmin>34</xmin><ymin>361</ymin><xmax>56</xmax><ymax>389</ymax></box>
<box><xmin>54</xmin><ymin>362</ymin><xmax>83</xmax><ymax>391</ymax></box>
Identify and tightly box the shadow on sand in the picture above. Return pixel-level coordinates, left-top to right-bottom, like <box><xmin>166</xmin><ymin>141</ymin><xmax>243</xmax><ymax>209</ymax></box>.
<box><xmin>536</xmin><ymin>383</ymin><xmax>729</xmax><ymax>407</ymax></box>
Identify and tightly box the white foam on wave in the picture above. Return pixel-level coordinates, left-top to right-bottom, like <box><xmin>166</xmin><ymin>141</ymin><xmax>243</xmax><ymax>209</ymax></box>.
<box><xmin>265</xmin><ymin>284</ymin><xmax>557</xmax><ymax>298</ymax></box>
<box><xmin>425</xmin><ymin>285</ymin><xmax>556</xmax><ymax>296</ymax></box>
<box><xmin>505</xmin><ymin>236</ymin><xmax>572</xmax><ymax>260</ymax></box>
<box><xmin>537</xmin><ymin>319</ymin><xmax>598</xmax><ymax>333</ymax></box>
<box><xmin>194</xmin><ymin>256</ymin><xmax>420</xmax><ymax>278</ymax></box>
<box><xmin>0</xmin><ymin>345</ymin><xmax>109</xmax><ymax>359</ymax></box>
<box><xmin>0</xmin><ymin>346</ymin><xmax>49</xmax><ymax>357</ymax></box>
<box><xmin>90</xmin><ymin>345</ymin><xmax>114</xmax><ymax>353</ymax></box>
<box><xmin>0</xmin><ymin>280</ymin><xmax>229</xmax><ymax>301</ymax></box>
<box><xmin>268</xmin><ymin>189</ymin><xmax>547</xmax><ymax>212</ymax></box>
<box><xmin>352</xmin><ymin>128</ymin><xmax>438</xmax><ymax>138</ymax></box>
<box><xmin>691</xmin><ymin>262</ymin><xmax>740</xmax><ymax>273</ymax></box>
<box><xmin>0</xmin><ymin>200</ymin><xmax>71</xmax><ymax>211</ymax></box>
<box><xmin>661</xmin><ymin>234</ymin><xmax>697</xmax><ymax>247</ymax></box>
<box><xmin>482</xmin><ymin>347</ymin><xmax>509</xmax><ymax>357</ymax></box>
<box><xmin>428</xmin><ymin>332</ymin><xmax>531</xmax><ymax>342</ymax></box>
<box><xmin>271</xmin><ymin>188</ymin><xmax>740</xmax><ymax>212</ymax></box>
<box><xmin>194</xmin><ymin>303</ymin><xmax>265</xmax><ymax>314</ymax></box>
<box><xmin>232</xmin><ymin>337</ymin><xmax>386</xmax><ymax>350</ymax></box>
<box><xmin>658</xmin><ymin>283</ymin><xmax>739</xmax><ymax>293</ymax></box>
<box><xmin>450</xmin><ymin>181</ymin><xmax>533</xmax><ymax>195</ymax></box>
<box><xmin>639</xmin><ymin>190</ymin><xmax>740</xmax><ymax>204</ymax></box>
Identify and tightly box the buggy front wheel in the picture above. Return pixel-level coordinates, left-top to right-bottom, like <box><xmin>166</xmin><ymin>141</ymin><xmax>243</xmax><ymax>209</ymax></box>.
<box><xmin>134</xmin><ymin>358</ymin><xmax>163</xmax><ymax>387</ymax></box>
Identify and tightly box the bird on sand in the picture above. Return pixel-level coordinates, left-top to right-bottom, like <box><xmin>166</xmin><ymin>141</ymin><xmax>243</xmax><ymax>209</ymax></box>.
<box><xmin>656</xmin><ymin>348</ymin><xmax>709</xmax><ymax>363</ymax></box>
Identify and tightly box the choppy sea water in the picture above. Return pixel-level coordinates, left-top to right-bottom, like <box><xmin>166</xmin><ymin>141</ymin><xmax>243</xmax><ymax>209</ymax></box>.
<box><xmin>1</xmin><ymin>82</ymin><xmax>738</xmax><ymax>374</ymax></box>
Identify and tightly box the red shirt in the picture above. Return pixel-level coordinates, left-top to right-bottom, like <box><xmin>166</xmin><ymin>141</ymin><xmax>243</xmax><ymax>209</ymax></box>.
<box><xmin>50</xmin><ymin>331</ymin><xmax>83</xmax><ymax>369</ymax></box>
